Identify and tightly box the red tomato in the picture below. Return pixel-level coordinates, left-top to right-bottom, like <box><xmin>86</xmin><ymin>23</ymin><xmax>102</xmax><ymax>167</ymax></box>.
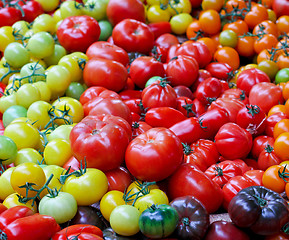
<box><xmin>176</xmin><ymin>96</ymin><xmax>196</xmax><ymax>118</ymax></box>
<box><xmin>165</xmin><ymin>55</ymin><xmax>199</xmax><ymax>87</ymax></box>
<box><xmin>105</xmin><ymin>166</ymin><xmax>133</xmax><ymax>192</ymax></box>
<box><xmin>63</xmin><ymin>156</ymin><xmax>81</xmax><ymax>172</ymax></box>
<box><xmin>257</xmin><ymin>145</ymin><xmax>282</xmax><ymax>171</ymax></box>
<box><xmin>236</xmin><ymin>68</ymin><xmax>271</xmax><ymax>96</ymax></box>
<box><xmin>205</xmin><ymin>62</ymin><xmax>234</xmax><ymax>81</ymax></box>
<box><xmin>106</xmin><ymin>0</ymin><xmax>146</xmax><ymax>26</ymax></box>
<box><xmin>145</xmin><ymin>107</ymin><xmax>186</xmax><ymax>128</ymax></box>
<box><xmin>273</xmin><ymin>0</ymin><xmax>289</xmax><ymax>17</ymax></box>
<box><xmin>83</xmin><ymin>59</ymin><xmax>128</xmax><ymax>92</ymax></box>
<box><xmin>124</xmin><ymin>98</ymin><xmax>144</xmax><ymax>116</ymax></box>
<box><xmin>192</xmin><ymin>98</ymin><xmax>207</xmax><ymax>117</ymax></box>
<box><xmin>251</xmin><ymin>135</ymin><xmax>275</xmax><ymax>159</ymax></box>
<box><xmin>249</xmin><ymin>82</ymin><xmax>284</xmax><ymax>114</ymax></box>
<box><xmin>141</xmin><ymin>79</ymin><xmax>177</xmax><ymax>109</ymax></box>
<box><xmin>112</xmin><ymin>19</ymin><xmax>154</xmax><ymax>54</ymax></box>
<box><xmin>22</xmin><ymin>1</ymin><xmax>44</xmax><ymax>22</ymax></box>
<box><xmin>215</xmin><ymin>123</ymin><xmax>253</xmax><ymax>159</ymax></box>
<box><xmin>220</xmin><ymin>88</ymin><xmax>249</xmax><ymax>105</ymax></box>
<box><xmin>86</xmin><ymin>41</ymin><xmax>130</xmax><ymax>67</ymax></box>
<box><xmin>57</xmin><ymin>15</ymin><xmax>100</xmax><ymax>53</ymax></box>
<box><xmin>176</xmin><ymin>41</ymin><xmax>212</xmax><ymax>68</ymax></box>
<box><xmin>119</xmin><ymin>90</ymin><xmax>142</xmax><ymax>101</ymax></box>
<box><xmin>129</xmin><ymin>56</ymin><xmax>165</xmax><ymax>89</ymax></box>
<box><xmin>125</xmin><ymin>127</ymin><xmax>183</xmax><ymax>182</ymax></box>
<box><xmin>0</xmin><ymin>7</ymin><xmax>21</xmax><ymax>27</ymax></box>
<box><xmin>190</xmin><ymin>69</ymin><xmax>212</xmax><ymax>93</ymax></box>
<box><xmin>168</xmin><ymin>163</ymin><xmax>224</xmax><ymax>213</ymax></box>
<box><xmin>173</xmin><ymin>86</ymin><xmax>194</xmax><ymax>100</ymax></box>
<box><xmin>236</xmin><ymin>104</ymin><xmax>267</xmax><ymax>136</ymax></box>
<box><xmin>243</xmin><ymin>169</ymin><xmax>264</xmax><ymax>186</ymax></box>
<box><xmin>148</xmin><ymin>22</ymin><xmax>172</xmax><ymax>40</ymax></box>
<box><xmin>132</xmin><ymin>121</ymin><xmax>152</xmax><ymax>139</ymax></box>
<box><xmin>70</xmin><ymin>115</ymin><xmax>131</xmax><ymax>171</ymax></box>
<box><xmin>265</xmin><ymin>112</ymin><xmax>288</xmax><ymax>137</ymax></box>
<box><xmin>205</xmin><ymin>160</ymin><xmax>243</xmax><ymax>188</ymax></box>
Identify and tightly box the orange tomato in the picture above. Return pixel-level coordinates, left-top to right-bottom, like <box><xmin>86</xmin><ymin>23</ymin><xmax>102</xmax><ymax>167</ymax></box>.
<box><xmin>199</xmin><ymin>9</ymin><xmax>221</xmax><ymax>35</ymax></box>
<box><xmin>276</xmin><ymin>15</ymin><xmax>289</xmax><ymax>35</ymax></box>
<box><xmin>197</xmin><ymin>37</ymin><xmax>218</xmax><ymax>55</ymax></box>
<box><xmin>268</xmin><ymin>104</ymin><xmax>287</xmax><ymax>117</ymax></box>
<box><xmin>253</xmin><ymin>34</ymin><xmax>278</xmax><ymax>54</ymax></box>
<box><xmin>235</xmin><ymin>36</ymin><xmax>256</xmax><ymax>58</ymax></box>
<box><xmin>214</xmin><ymin>46</ymin><xmax>240</xmax><ymax>70</ymax></box>
<box><xmin>244</xmin><ymin>4</ymin><xmax>268</xmax><ymax>30</ymax></box>
<box><xmin>262</xmin><ymin>164</ymin><xmax>288</xmax><ymax>193</ymax></box>
<box><xmin>186</xmin><ymin>20</ymin><xmax>202</xmax><ymax>40</ymax></box>
<box><xmin>274</xmin><ymin>132</ymin><xmax>289</xmax><ymax>161</ymax></box>
<box><xmin>222</xmin><ymin>19</ymin><xmax>249</xmax><ymax>36</ymax></box>
<box><xmin>273</xmin><ymin>118</ymin><xmax>289</xmax><ymax>139</ymax></box>
<box><xmin>252</xmin><ymin>20</ymin><xmax>278</xmax><ymax>37</ymax></box>
<box><xmin>282</xmin><ymin>81</ymin><xmax>289</xmax><ymax>100</ymax></box>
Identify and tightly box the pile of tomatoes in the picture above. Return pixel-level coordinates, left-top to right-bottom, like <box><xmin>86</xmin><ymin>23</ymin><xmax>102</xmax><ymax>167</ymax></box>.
<box><xmin>1</xmin><ymin>0</ymin><xmax>289</xmax><ymax>239</ymax></box>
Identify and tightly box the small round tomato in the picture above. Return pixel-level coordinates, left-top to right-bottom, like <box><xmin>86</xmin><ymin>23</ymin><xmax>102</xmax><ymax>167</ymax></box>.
<box><xmin>262</xmin><ymin>165</ymin><xmax>288</xmax><ymax>193</ymax></box>
<box><xmin>199</xmin><ymin>9</ymin><xmax>221</xmax><ymax>35</ymax></box>
<box><xmin>170</xmin><ymin>13</ymin><xmax>194</xmax><ymax>35</ymax></box>
<box><xmin>214</xmin><ymin>46</ymin><xmax>240</xmax><ymax>71</ymax></box>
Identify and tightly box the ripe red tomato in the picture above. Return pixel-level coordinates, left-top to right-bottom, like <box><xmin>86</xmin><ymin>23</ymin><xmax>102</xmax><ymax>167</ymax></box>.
<box><xmin>105</xmin><ymin>166</ymin><xmax>133</xmax><ymax>192</ymax></box>
<box><xmin>265</xmin><ymin>112</ymin><xmax>288</xmax><ymax>137</ymax></box>
<box><xmin>0</xmin><ymin>7</ymin><xmax>21</xmax><ymax>27</ymax></box>
<box><xmin>251</xmin><ymin>135</ymin><xmax>275</xmax><ymax>160</ymax></box>
<box><xmin>22</xmin><ymin>0</ymin><xmax>44</xmax><ymax>22</ymax></box>
<box><xmin>86</xmin><ymin>41</ymin><xmax>130</xmax><ymax>67</ymax></box>
<box><xmin>106</xmin><ymin>0</ymin><xmax>146</xmax><ymax>26</ymax></box>
<box><xmin>215</xmin><ymin>123</ymin><xmax>253</xmax><ymax>159</ymax></box>
<box><xmin>83</xmin><ymin>59</ymin><xmax>128</xmax><ymax>92</ymax></box>
<box><xmin>125</xmin><ymin>127</ymin><xmax>183</xmax><ymax>182</ymax></box>
<box><xmin>205</xmin><ymin>62</ymin><xmax>233</xmax><ymax>81</ymax></box>
<box><xmin>57</xmin><ymin>15</ymin><xmax>101</xmax><ymax>53</ymax></box>
<box><xmin>272</xmin><ymin>0</ymin><xmax>289</xmax><ymax>18</ymax></box>
<box><xmin>168</xmin><ymin>163</ymin><xmax>224</xmax><ymax>213</ymax></box>
<box><xmin>112</xmin><ymin>19</ymin><xmax>154</xmax><ymax>54</ymax></box>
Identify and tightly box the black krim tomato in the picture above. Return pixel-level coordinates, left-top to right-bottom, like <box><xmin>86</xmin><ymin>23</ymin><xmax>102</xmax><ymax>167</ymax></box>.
<box><xmin>228</xmin><ymin>186</ymin><xmax>289</xmax><ymax>236</ymax></box>
<box><xmin>138</xmin><ymin>204</ymin><xmax>179</xmax><ymax>239</ymax></box>
<box><xmin>170</xmin><ymin>196</ymin><xmax>209</xmax><ymax>240</ymax></box>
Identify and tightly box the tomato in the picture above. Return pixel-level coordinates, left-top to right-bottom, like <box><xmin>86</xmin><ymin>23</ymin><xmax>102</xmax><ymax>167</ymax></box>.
<box><xmin>109</xmin><ymin>205</ymin><xmax>141</xmax><ymax>236</ymax></box>
<box><xmin>251</xmin><ymin>135</ymin><xmax>275</xmax><ymax>160</ymax></box>
<box><xmin>272</xmin><ymin>0</ymin><xmax>289</xmax><ymax>18</ymax></box>
<box><xmin>105</xmin><ymin>166</ymin><xmax>132</xmax><ymax>192</ymax></box>
<box><xmin>3</xmin><ymin>193</ymin><xmax>37</xmax><ymax>213</ymax></box>
<box><xmin>52</xmin><ymin>225</ymin><xmax>103</xmax><ymax>240</ymax></box>
<box><xmin>10</xmin><ymin>162</ymin><xmax>45</xmax><ymax>198</ymax></box>
<box><xmin>219</xmin><ymin>29</ymin><xmax>238</xmax><ymax>48</ymax></box>
<box><xmin>112</xmin><ymin>19</ymin><xmax>154</xmax><ymax>55</ymax></box>
<box><xmin>165</xmin><ymin>55</ymin><xmax>199</xmax><ymax>87</ymax></box>
<box><xmin>205</xmin><ymin>160</ymin><xmax>243</xmax><ymax>188</ymax></box>
<box><xmin>125</xmin><ymin>127</ymin><xmax>183</xmax><ymax>182</ymax></box>
<box><xmin>170</xmin><ymin>13</ymin><xmax>194</xmax><ymax>35</ymax></box>
<box><xmin>220</xmin><ymin>88</ymin><xmax>249</xmax><ymax>105</ymax></box>
<box><xmin>4</xmin><ymin>42</ymin><xmax>30</xmax><ymax>69</ymax></box>
<box><xmin>39</xmin><ymin>191</ymin><xmax>77</xmax><ymax>224</ymax></box>
<box><xmin>0</xmin><ymin>167</ymin><xmax>15</xmax><ymax>201</ymax></box>
<box><xmin>57</xmin><ymin>15</ymin><xmax>100</xmax><ymax>53</ymax></box>
<box><xmin>254</xmin><ymin>34</ymin><xmax>278</xmax><ymax>54</ymax></box>
<box><xmin>147</xmin><ymin>5</ymin><xmax>171</xmax><ymax>23</ymax></box>
<box><xmin>0</xmin><ymin>135</ymin><xmax>17</xmax><ymax>166</ymax></box>
<box><xmin>129</xmin><ymin>56</ymin><xmax>165</xmax><ymax>89</ymax></box>
<box><xmin>199</xmin><ymin>9</ymin><xmax>221</xmax><ymax>35</ymax></box>
<box><xmin>223</xmin><ymin>19</ymin><xmax>249</xmax><ymax>36</ymax></box>
<box><xmin>249</xmin><ymin>82</ymin><xmax>284</xmax><ymax>114</ymax></box>
<box><xmin>273</xmin><ymin>119</ymin><xmax>289</xmax><ymax>139</ymax></box>
<box><xmin>215</xmin><ymin>123</ymin><xmax>253</xmax><ymax>160</ymax></box>
<box><xmin>139</xmin><ymin>204</ymin><xmax>178</xmax><ymax>239</ymax></box>
<box><xmin>262</xmin><ymin>165</ymin><xmax>289</xmax><ymax>193</ymax></box>
<box><xmin>244</xmin><ymin>3</ymin><xmax>268</xmax><ymax>30</ymax></box>
<box><xmin>14</xmin><ymin>148</ymin><xmax>42</xmax><ymax>166</ymax></box>
<box><xmin>236</xmin><ymin>36</ymin><xmax>256</xmax><ymax>58</ymax></box>
<box><xmin>148</xmin><ymin>22</ymin><xmax>172</xmax><ymax>40</ymax></box>
<box><xmin>141</xmin><ymin>79</ymin><xmax>178</xmax><ymax>109</ymax></box>
<box><xmin>22</xmin><ymin>0</ymin><xmax>44</xmax><ymax>23</ymax></box>
<box><xmin>205</xmin><ymin>62</ymin><xmax>233</xmax><ymax>81</ymax></box>
<box><xmin>106</xmin><ymin>0</ymin><xmax>145</xmax><ymax>26</ymax></box>
<box><xmin>175</xmin><ymin>96</ymin><xmax>196</xmax><ymax>118</ymax></box>
<box><xmin>214</xmin><ymin>46</ymin><xmax>240</xmax><ymax>71</ymax></box>
<box><xmin>0</xmin><ymin>7</ymin><xmax>22</xmax><ymax>27</ymax></box>
<box><xmin>83</xmin><ymin>58</ymin><xmax>128</xmax><ymax>92</ymax></box>
<box><xmin>70</xmin><ymin>115</ymin><xmax>131</xmax><ymax>171</ymax></box>
<box><xmin>168</xmin><ymin>163</ymin><xmax>223</xmax><ymax>213</ymax></box>
<box><xmin>257</xmin><ymin>145</ymin><xmax>282</xmax><ymax>171</ymax></box>
<box><xmin>86</xmin><ymin>41</ymin><xmax>129</xmax><ymax>66</ymax></box>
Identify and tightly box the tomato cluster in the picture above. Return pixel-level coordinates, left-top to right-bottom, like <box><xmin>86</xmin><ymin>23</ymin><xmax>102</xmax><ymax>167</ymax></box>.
<box><xmin>0</xmin><ymin>0</ymin><xmax>289</xmax><ymax>239</ymax></box>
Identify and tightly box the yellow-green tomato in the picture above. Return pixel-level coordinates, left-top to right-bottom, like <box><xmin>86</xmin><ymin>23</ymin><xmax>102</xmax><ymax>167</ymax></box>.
<box><xmin>16</xmin><ymin>83</ymin><xmax>41</xmax><ymax>109</ymax></box>
<box><xmin>100</xmin><ymin>190</ymin><xmax>126</xmax><ymax>221</ymax></box>
<box><xmin>15</xmin><ymin>148</ymin><xmax>43</xmax><ymax>166</ymax></box>
<box><xmin>63</xmin><ymin>168</ymin><xmax>108</xmax><ymax>206</ymax></box>
<box><xmin>20</xmin><ymin>62</ymin><xmax>46</xmax><ymax>83</ymax></box>
<box><xmin>170</xmin><ymin>13</ymin><xmax>194</xmax><ymax>35</ymax></box>
<box><xmin>168</xmin><ymin>0</ymin><xmax>192</xmax><ymax>16</ymax></box>
<box><xmin>43</xmin><ymin>44</ymin><xmax>67</xmax><ymax>67</ymax></box>
<box><xmin>3</xmin><ymin>193</ymin><xmax>37</xmax><ymax>213</ymax></box>
<box><xmin>110</xmin><ymin>205</ymin><xmax>141</xmax><ymax>236</ymax></box>
<box><xmin>39</xmin><ymin>191</ymin><xmax>77</xmax><ymax>224</ymax></box>
<box><xmin>58</xmin><ymin>54</ymin><xmax>83</xmax><ymax>82</ymax></box>
<box><xmin>4</xmin><ymin>121</ymin><xmax>40</xmax><ymax>149</ymax></box>
<box><xmin>12</xmin><ymin>21</ymin><xmax>30</xmax><ymax>36</ymax></box>
<box><xmin>43</xmin><ymin>139</ymin><xmax>72</xmax><ymax>166</ymax></box>
<box><xmin>134</xmin><ymin>189</ymin><xmax>169</xmax><ymax>213</ymax></box>
<box><xmin>27</xmin><ymin>100</ymin><xmax>52</xmax><ymax>130</ymax></box>
<box><xmin>0</xmin><ymin>167</ymin><xmax>15</xmax><ymax>200</ymax></box>
<box><xmin>0</xmin><ymin>135</ymin><xmax>18</xmax><ymax>165</ymax></box>
<box><xmin>60</xmin><ymin>1</ymin><xmax>83</xmax><ymax>19</ymax></box>
<box><xmin>46</xmin><ymin>124</ymin><xmax>74</xmax><ymax>142</ymax></box>
<box><xmin>35</xmin><ymin>0</ymin><xmax>60</xmax><ymax>12</ymax></box>
<box><xmin>32</xmin><ymin>14</ymin><xmax>56</xmax><ymax>34</ymax></box>
<box><xmin>0</xmin><ymin>93</ymin><xmax>17</xmax><ymax>114</ymax></box>
<box><xmin>147</xmin><ymin>5</ymin><xmax>171</xmax><ymax>23</ymax></box>
<box><xmin>32</xmin><ymin>81</ymin><xmax>52</xmax><ymax>102</ymax></box>
<box><xmin>4</xmin><ymin>42</ymin><xmax>30</xmax><ymax>69</ymax></box>
<box><xmin>0</xmin><ymin>26</ymin><xmax>15</xmax><ymax>52</ymax></box>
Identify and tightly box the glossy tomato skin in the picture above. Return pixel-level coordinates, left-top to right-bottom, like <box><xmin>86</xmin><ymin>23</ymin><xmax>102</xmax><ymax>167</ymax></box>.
<box><xmin>165</xmin><ymin>55</ymin><xmax>199</xmax><ymax>87</ymax></box>
<box><xmin>86</xmin><ymin>41</ymin><xmax>130</xmax><ymax>67</ymax></box>
<box><xmin>170</xmin><ymin>196</ymin><xmax>209</xmax><ymax>240</ymax></box>
<box><xmin>237</xmin><ymin>68</ymin><xmax>270</xmax><ymax>96</ymax></box>
<box><xmin>272</xmin><ymin>0</ymin><xmax>289</xmax><ymax>18</ymax></box>
<box><xmin>148</xmin><ymin>22</ymin><xmax>172</xmax><ymax>40</ymax></box>
<box><xmin>205</xmin><ymin>62</ymin><xmax>233</xmax><ymax>81</ymax></box>
<box><xmin>168</xmin><ymin>163</ymin><xmax>224</xmax><ymax>214</ymax></box>
<box><xmin>204</xmin><ymin>221</ymin><xmax>250</xmax><ymax>240</ymax></box>
<box><xmin>141</xmin><ymin>80</ymin><xmax>178</xmax><ymax>109</ymax></box>
<box><xmin>215</xmin><ymin>123</ymin><xmax>253</xmax><ymax>160</ymax></box>
<box><xmin>83</xmin><ymin>59</ymin><xmax>128</xmax><ymax>92</ymax></box>
<box><xmin>265</xmin><ymin>112</ymin><xmax>287</xmax><ymax>137</ymax></box>
<box><xmin>220</xmin><ymin>88</ymin><xmax>249</xmax><ymax>105</ymax></box>
<box><xmin>57</xmin><ymin>15</ymin><xmax>100</xmax><ymax>53</ymax></box>
<box><xmin>106</xmin><ymin>0</ymin><xmax>146</xmax><ymax>26</ymax></box>
<box><xmin>112</xmin><ymin>19</ymin><xmax>154</xmax><ymax>54</ymax></box>
<box><xmin>228</xmin><ymin>186</ymin><xmax>289</xmax><ymax>235</ymax></box>
<box><xmin>129</xmin><ymin>56</ymin><xmax>165</xmax><ymax>89</ymax></box>
<box><xmin>105</xmin><ymin>166</ymin><xmax>133</xmax><ymax>192</ymax></box>
<box><xmin>251</xmin><ymin>135</ymin><xmax>275</xmax><ymax>160</ymax></box>
<box><xmin>249</xmin><ymin>82</ymin><xmax>284</xmax><ymax>114</ymax></box>
<box><xmin>70</xmin><ymin>115</ymin><xmax>131</xmax><ymax>172</ymax></box>
<box><xmin>125</xmin><ymin>127</ymin><xmax>183</xmax><ymax>182</ymax></box>
<box><xmin>22</xmin><ymin>1</ymin><xmax>44</xmax><ymax>22</ymax></box>
<box><xmin>0</xmin><ymin>7</ymin><xmax>21</xmax><ymax>27</ymax></box>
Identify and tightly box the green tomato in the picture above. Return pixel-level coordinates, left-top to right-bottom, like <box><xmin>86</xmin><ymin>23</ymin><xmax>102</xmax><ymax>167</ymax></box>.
<box><xmin>39</xmin><ymin>191</ymin><xmax>78</xmax><ymax>224</ymax></box>
<box><xmin>145</xmin><ymin>76</ymin><xmax>163</xmax><ymax>88</ymax></box>
<box><xmin>4</xmin><ymin>42</ymin><xmax>30</xmax><ymax>69</ymax></box>
<box><xmin>98</xmin><ymin>20</ymin><xmax>113</xmax><ymax>41</ymax></box>
<box><xmin>82</xmin><ymin>0</ymin><xmax>108</xmax><ymax>21</ymax></box>
<box><xmin>138</xmin><ymin>204</ymin><xmax>179</xmax><ymax>239</ymax></box>
<box><xmin>20</xmin><ymin>62</ymin><xmax>46</xmax><ymax>83</ymax></box>
<box><xmin>43</xmin><ymin>44</ymin><xmax>67</xmax><ymax>67</ymax></box>
<box><xmin>32</xmin><ymin>81</ymin><xmax>52</xmax><ymax>102</ymax></box>
<box><xmin>219</xmin><ymin>29</ymin><xmax>238</xmax><ymax>48</ymax></box>
<box><xmin>15</xmin><ymin>148</ymin><xmax>43</xmax><ymax>166</ymax></box>
<box><xmin>32</xmin><ymin>14</ymin><xmax>56</xmax><ymax>35</ymax></box>
<box><xmin>0</xmin><ymin>93</ymin><xmax>17</xmax><ymax>114</ymax></box>
<box><xmin>46</xmin><ymin>124</ymin><xmax>74</xmax><ymax>142</ymax></box>
<box><xmin>0</xmin><ymin>167</ymin><xmax>15</xmax><ymax>200</ymax></box>
<box><xmin>275</xmin><ymin>68</ymin><xmax>289</xmax><ymax>84</ymax></box>
<box><xmin>0</xmin><ymin>135</ymin><xmax>18</xmax><ymax>165</ymax></box>
<box><xmin>3</xmin><ymin>105</ymin><xmax>27</xmax><ymax>127</ymax></box>
<box><xmin>26</xmin><ymin>31</ymin><xmax>55</xmax><ymax>59</ymax></box>
<box><xmin>16</xmin><ymin>83</ymin><xmax>41</xmax><ymax>109</ymax></box>
<box><xmin>65</xmin><ymin>82</ymin><xmax>85</xmax><ymax>100</ymax></box>
<box><xmin>110</xmin><ymin>205</ymin><xmax>141</xmax><ymax>236</ymax></box>
<box><xmin>60</xmin><ymin>1</ymin><xmax>83</xmax><ymax>19</ymax></box>
<box><xmin>258</xmin><ymin>60</ymin><xmax>279</xmax><ymax>80</ymax></box>
<box><xmin>12</xmin><ymin>20</ymin><xmax>30</xmax><ymax>36</ymax></box>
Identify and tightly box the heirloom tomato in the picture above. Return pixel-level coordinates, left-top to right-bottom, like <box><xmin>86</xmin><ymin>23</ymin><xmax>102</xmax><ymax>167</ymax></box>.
<box><xmin>105</xmin><ymin>166</ymin><xmax>132</xmax><ymax>192</ymax></box>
